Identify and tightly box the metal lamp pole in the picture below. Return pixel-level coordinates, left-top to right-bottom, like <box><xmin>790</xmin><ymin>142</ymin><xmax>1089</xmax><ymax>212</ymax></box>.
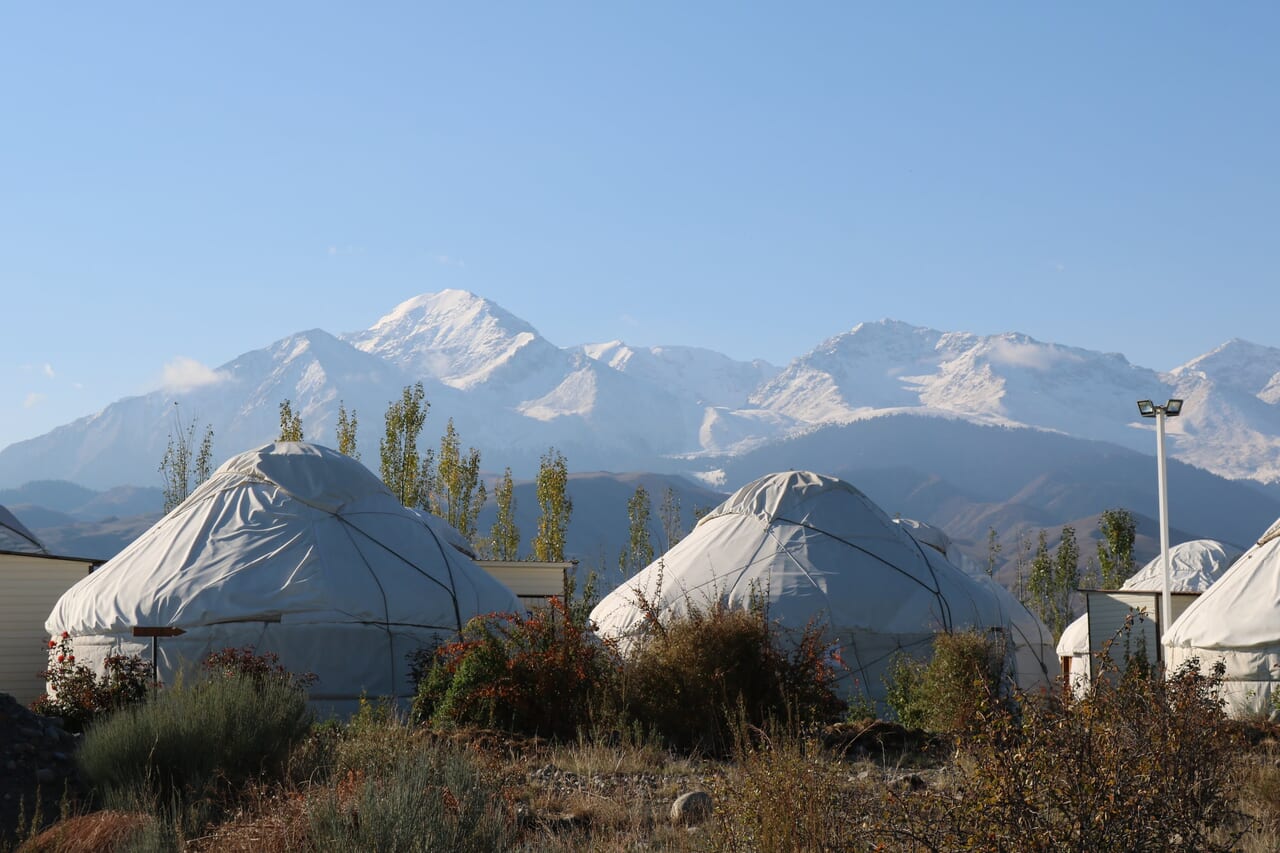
<box><xmin>1137</xmin><ymin>399</ymin><xmax>1184</xmax><ymax>636</ymax></box>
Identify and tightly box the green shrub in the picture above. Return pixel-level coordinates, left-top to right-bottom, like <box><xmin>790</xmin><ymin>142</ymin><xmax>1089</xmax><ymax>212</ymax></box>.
<box><xmin>620</xmin><ymin>598</ymin><xmax>845</xmax><ymax>754</ymax></box>
<box><xmin>77</xmin><ymin>671</ymin><xmax>313</xmax><ymax>818</ymax></box>
<box><xmin>883</xmin><ymin>629</ymin><xmax>1006</xmax><ymax>733</ymax></box>
<box><xmin>29</xmin><ymin>633</ymin><xmax>153</xmax><ymax>732</ymax></box>
<box><xmin>413</xmin><ymin>596</ymin><xmax>617</xmax><ymax>740</ymax></box>
<box><xmin>331</xmin><ymin>694</ymin><xmax>416</xmax><ymax>777</ymax></box>
<box><xmin>306</xmin><ymin>739</ymin><xmax>514</xmax><ymax>852</ymax></box>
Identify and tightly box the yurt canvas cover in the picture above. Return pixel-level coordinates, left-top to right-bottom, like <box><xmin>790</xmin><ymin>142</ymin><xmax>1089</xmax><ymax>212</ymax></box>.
<box><xmin>1057</xmin><ymin>539</ymin><xmax>1241</xmax><ymax>693</ymax></box>
<box><xmin>896</xmin><ymin>518</ymin><xmax>1058</xmax><ymax>691</ymax></box>
<box><xmin>1164</xmin><ymin>521</ymin><xmax>1280</xmax><ymax>716</ymax></box>
<box><xmin>46</xmin><ymin>442</ymin><xmax>520</xmax><ymax>712</ymax></box>
<box><xmin>590</xmin><ymin>471</ymin><xmax>1006</xmax><ymax>707</ymax></box>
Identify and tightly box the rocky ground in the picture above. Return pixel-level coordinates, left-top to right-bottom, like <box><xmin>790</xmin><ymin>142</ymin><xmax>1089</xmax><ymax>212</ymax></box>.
<box><xmin>0</xmin><ymin>694</ymin><xmax>85</xmax><ymax>848</ymax></box>
<box><xmin>0</xmin><ymin>706</ymin><xmax>952</xmax><ymax>852</ymax></box>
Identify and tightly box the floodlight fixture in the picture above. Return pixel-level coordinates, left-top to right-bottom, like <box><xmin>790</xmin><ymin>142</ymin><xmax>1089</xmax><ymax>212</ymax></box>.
<box><xmin>1136</xmin><ymin>398</ymin><xmax>1183</xmax><ymax>418</ymax></box>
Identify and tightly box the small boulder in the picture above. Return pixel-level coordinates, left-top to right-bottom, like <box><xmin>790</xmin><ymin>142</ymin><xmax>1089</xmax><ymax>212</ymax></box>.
<box><xmin>670</xmin><ymin>790</ymin><xmax>713</xmax><ymax>826</ymax></box>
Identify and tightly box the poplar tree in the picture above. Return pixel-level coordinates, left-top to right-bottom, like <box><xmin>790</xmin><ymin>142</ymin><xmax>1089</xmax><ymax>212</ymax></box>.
<box><xmin>532</xmin><ymin>448</ymin><xmax>572</xmax><ymax>562</ymax></box>
<box><xmin>1027</xmin><ymin>530</ymin><xmax>1053</xmax><ymax>630</ymax></box>
<box><xmin>1097</xmin><ymin>507</ymin><xmax>1137</xmax><ymax>589</ymax></box>
<box><xmin>336</xmin><ymin>401</ymin><xmax>359</xmax><ymax>459</ymax></box>
<box><xmin>986</xmin><ymin>527</ymin><xmax>1001</xmax><ymax>577</ymax></box>
<box><xmin>659</xmin><ymin>486</ymin><xmax>683</xmax><ymax>551</ymax></box>
<box><xmin>490</xmin><ymin>467</ymin><xmax>520</xmax><ymax>560</ymax></box>
<box><xmin>428</xmin><ymin>418</ymin><xmax>486</xmax><ymax>542</ymax></box>
<box><xmin>278</xmin><ymin>399</ymin><xmax>304</xmax><ymax>442</ymax></box>
<box><xmin>159</xmin><ymin>403</ymin><xmax>215</xmax><ymax>514</ymax></box>
<box><xmin>379</xmin><ymin>382</ymin><xmax>429</xmax><ymax>507</ymax></box>
<box><xmin>1029</xmin><ymin>526</ymin><xmax>1080</xmax><ymax>642</ymax></box>
<box><xmin>619</xmin><ymin>484</ymin><xmax>654</xmax><ymax>576</ymax></box>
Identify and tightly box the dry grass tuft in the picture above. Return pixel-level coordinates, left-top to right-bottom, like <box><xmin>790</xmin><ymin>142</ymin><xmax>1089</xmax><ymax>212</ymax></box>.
<box><xmin>16</xmin><ymin>811</ymin><xmax>152</xmax><ymax>853</ymax></box>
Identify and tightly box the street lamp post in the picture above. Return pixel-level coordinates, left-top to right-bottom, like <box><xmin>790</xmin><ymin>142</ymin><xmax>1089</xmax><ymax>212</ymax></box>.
<box><xmin>1136</xmin><ymin>398</ymin><xmax>1184</xmax><ymax>638</ymax></box>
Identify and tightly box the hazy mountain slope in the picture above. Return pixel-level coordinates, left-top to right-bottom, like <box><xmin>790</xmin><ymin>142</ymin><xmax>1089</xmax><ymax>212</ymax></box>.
<box><xmin>0</xmin><ymin>481</ymin><xmax>99</xmax><ymax>514</ymax></box>
<box><xmin>0</xmin><ymin>482</ymin><xmax>160</xmax><ymax>522</ymax></box>
<box><xmin>31</xmin><ymin>513</ymin><xmax>157</xmax><ymax>562</ymax></box>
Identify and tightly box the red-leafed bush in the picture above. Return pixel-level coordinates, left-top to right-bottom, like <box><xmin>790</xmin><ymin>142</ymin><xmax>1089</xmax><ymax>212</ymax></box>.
<box><xmin>30</xmin><ymin>634</ymin><xmax>153</xmax><ymax>731</ymax></box>
<box><xmin>201</xmin><ymin>645</ymin><xmax>317</xmax><ymax>690</ymax></box>
<box><xmin>412</xmin><ymin>597</ymin><xmax>619</xmax><ymax>740</ymax></box>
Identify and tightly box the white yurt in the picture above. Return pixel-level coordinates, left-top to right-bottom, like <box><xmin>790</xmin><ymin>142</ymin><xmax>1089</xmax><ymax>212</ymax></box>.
<box><xmin>45</xmin><ymin>442</ymin><xmax>521</xmax><ymax>714</ymax></box>
<box><xmin>895</xmin><ymin>518</ymin><xmax>1059</xmax><ymax>692</ymax></box>
<box><xmin>589</xmin><ymin>471</ymin><xmax>1008</xmax><ymax>708</ymax></box>
<box><xmin>1163</xmin><ymin>521</ymin><xmax>1280</xmax><ymax>716</ymax></box>
<box><xmin>1057</xmin><ymin>538</ymin><xmax>1242</xmax><ymax>693</ymax></box>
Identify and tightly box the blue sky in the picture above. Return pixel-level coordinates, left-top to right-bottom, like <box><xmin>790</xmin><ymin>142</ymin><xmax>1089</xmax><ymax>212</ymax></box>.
<box><xmin>3</xmin><ymin>3</ymin><xmax>1277</xmax><ymax>451</ymax></box>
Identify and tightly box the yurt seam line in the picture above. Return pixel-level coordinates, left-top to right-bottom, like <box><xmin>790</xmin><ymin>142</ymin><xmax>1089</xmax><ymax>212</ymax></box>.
<box><xmin>898</xmin><ymin>528</ymin><xmax>954</xmax><ymax>632</ymax></box>
<box><xmin>774</xmin><ymin>516</ymin><xmax>948</xmax><ymax>606</ymax></box>
<box><xmin>333</xmin><ymin>518</ymin><xmax>398</xmax><ymax>697</ymax></box>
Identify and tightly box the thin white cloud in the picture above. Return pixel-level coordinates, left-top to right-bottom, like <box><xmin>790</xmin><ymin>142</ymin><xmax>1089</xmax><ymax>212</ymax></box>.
<box><xmin>329</xmin><ymin>245</ymin><xmax>366</xmax><ymax>257</ymax></box>
<box><xmin>435</xmin><ymin>254</ymin><xmax>466</xmax><ymax>268</ymax></box>
<box><xmin>988</xmin><ymin>339</ymin><xmax>1082</xmax><ymax>371</ymax></box>
<box><xmin>160</xmin><ymin>357</ymin><xmax>227</xmax><ymax>392</ymax></box>
<box><xmin>23</xmin><ymin>392</ymin><xmax>45</xmax><ymax>409</ymax></box>
<box><xmin>19</xmin><ymin>362</ymin><xmax>55</xmax><ymax>379</ymax></box>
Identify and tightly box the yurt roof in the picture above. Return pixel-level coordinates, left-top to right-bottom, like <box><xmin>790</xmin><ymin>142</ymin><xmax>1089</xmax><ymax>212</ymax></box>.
<box><xmin>47</xmin><ymin>441</ymin><xmax>519</xmax><ymax>637</ymax></box>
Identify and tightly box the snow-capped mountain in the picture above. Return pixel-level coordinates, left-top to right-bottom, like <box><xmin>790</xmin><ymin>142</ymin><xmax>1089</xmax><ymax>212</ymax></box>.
<box><xmin>342</xmin><ymin>291</ymin><xmax>705</xmax><ymax>469</ymax></box>
<box><xmin>575</xmin><ymin>340</ymin><xmax>779</xmax><ymax>409</ymax></box>
<box><xmin>1165</xmin><ymin>340</ymin><xmax>1280</xmax><ymax>483</ymax></box>
<box><xmin>345</xmin><ymin>290</ymin><xmax>567</xmax><ymax>391</ymax></box>
<box><xmin>748</xmin><ymin>320</ymin><xmax>1177</xmax><ymax>456</ymax></box>
<box><xmin>1</xmin><ymin>291</ymin><xmax>1278</xmax><ymax>493</ymax></box>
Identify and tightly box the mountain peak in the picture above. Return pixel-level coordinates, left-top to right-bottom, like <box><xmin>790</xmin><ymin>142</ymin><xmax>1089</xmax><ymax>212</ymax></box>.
<box><xmin>344</xmin><ymin>290</ymin><xmax>556</xmax><ymax>389</ymax></box>
<box><xmin>1171</xmin><ymin>338</ymin><xmax>1280</xmax><ymax>398</ymax></box>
